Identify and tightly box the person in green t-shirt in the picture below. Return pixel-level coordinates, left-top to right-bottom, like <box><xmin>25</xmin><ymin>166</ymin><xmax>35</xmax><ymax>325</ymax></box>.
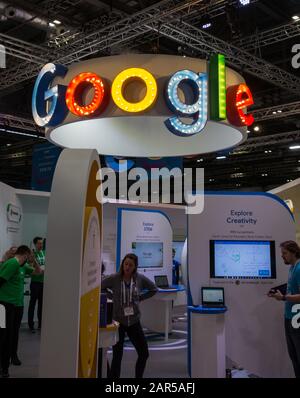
<box><xmin>28</xmin><ymin>237</ymin><xmax>45</xmax><ymax>332</ymax></box>
<box><xmin>10</xmin><ymin>250</ymin><xmax>43</xmax><ymax>366</ymax></box>
<box><xmin>0</xmin><ymin>245</ymin><xmax>31</xmax><ymax>378</ymax></box>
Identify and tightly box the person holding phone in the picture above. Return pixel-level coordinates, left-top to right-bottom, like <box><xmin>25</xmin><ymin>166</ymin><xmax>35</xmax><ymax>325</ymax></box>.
<box><xmin>268</xmin><ymin>241</ymin><xmax>300</xmax><ymax>378</ymax></box>
<box><xmin>101</xmin><ymin>253</ymin><xmax>157</xmax><ymax>378</ymax></box>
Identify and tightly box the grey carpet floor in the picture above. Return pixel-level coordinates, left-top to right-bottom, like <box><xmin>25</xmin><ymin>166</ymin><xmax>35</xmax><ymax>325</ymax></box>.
<box><xmin>9</xmin><ymin>306</ymin><xmax>189</xmax><ymax>378</ymax></box>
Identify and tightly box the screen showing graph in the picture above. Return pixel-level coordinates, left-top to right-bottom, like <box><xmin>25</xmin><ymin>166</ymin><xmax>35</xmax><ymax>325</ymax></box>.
<box><xmin>210</xmin><ymin>240</ymin><xmax>276</xmax><ymax>279</ymax></box>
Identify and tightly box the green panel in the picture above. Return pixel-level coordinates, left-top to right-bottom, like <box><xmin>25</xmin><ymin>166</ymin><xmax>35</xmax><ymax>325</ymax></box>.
<box><xmin>209</xmin><ymin>54</ymin><xmax>226</xmax><ymax>121</ymax></box>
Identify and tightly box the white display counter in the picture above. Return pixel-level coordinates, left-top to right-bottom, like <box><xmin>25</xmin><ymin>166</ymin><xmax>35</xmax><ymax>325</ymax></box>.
<box><xmin>98</xmin><ymin>322</ymin><xmax>119</xmax><ymax>378</ymax></box>
<box><xmin>188</xmin><ymin>306</ymin><xmax>227</xmax><ymax>378</ymax></box>
<box><xmin>140</xmin><ymin>285</ymin><xmax>185</xmax><ymax>342</ymax></box>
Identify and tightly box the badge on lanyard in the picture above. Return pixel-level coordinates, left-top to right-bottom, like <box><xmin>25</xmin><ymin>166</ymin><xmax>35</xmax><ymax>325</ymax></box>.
<box><xmin>124</xmin><ymin>306</ymin><xmax>134</xmax><ymax>316</ymax></box>
<box><xmin>122</xmin><ymin>279</ymin><xmax>135</xmax><ymax>317</ymax></box>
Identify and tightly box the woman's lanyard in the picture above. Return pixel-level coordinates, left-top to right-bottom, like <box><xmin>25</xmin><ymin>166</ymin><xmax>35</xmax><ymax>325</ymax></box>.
<box><xmin>122</xmin><ymin>278</ymin><xmax>134</xmax><ymax>307</ymax></box>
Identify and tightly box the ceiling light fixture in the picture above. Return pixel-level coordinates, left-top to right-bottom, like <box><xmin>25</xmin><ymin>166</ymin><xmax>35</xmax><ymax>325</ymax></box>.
<box><xmin>202</xmin><ymin>23</ymin><xmax>212</xmax><ymax>29</ymax></box>
<box><xmin>239</xmin><ymin>0</ymin><xmax>250</xmax><ymax>5</ymax></box>
<box><xmin>290</xmin><ymin>145</ymin><xmax>300</xmax><ymax>150</ymax></box>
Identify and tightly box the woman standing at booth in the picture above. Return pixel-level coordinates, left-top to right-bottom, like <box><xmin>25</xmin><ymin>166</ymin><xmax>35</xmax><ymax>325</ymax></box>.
<box><xmin>101</xmin><ymin>253</ymin><xmax>157</xmax><ymax>378</ymax></box>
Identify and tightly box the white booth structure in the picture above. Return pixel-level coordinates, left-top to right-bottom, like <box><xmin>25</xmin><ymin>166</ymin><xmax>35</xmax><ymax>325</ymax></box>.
<box><xmin>1</xmin><ymin>178</ymin><xmax>298</xmax><ymax>378</ymax></box>
<box><xmin>188</xmin><ymin>192</ymin><xmax>296</xmax><ymax>378</ymax></box>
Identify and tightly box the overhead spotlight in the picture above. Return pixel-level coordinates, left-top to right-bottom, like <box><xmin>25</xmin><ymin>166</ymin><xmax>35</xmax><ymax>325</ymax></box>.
<box><xmin>272</xmin><ymin>111</ymin><xmax>277</xmax><ymax>115</ymax></box>
<box><xmin>247</xmin><ymin>130</ymin><xmax>250</xmax><ymax>133</ymax></box>
<box><xmin>197</xmin><ymin>158</ymin><xmax>204</xmax><ymax>162</ymax></box>
<box><xmin>48</xmin><ymin>22</ymin><xmax>55</xmax><ymax>27</ymax></box>
<box><xmin>216</xmin><ymin>156</ymin><xmax>226</xmax><ymax>160</ymax></box>
<box><xmin>277</xmin><ymin>110</ymin><xmax>282</xmax><ymax>113</ymax></box>
<box><xmin>254</xmin><ymin>126</ymin><xmax>260</xmax><ymax>132</ymax></box>
<box><xmin>290</xmin><ymin>145</ymin><xmax>300</xmax><ymax>150</ymax></box>
<box><xmin>202</xmin><ymin>23</ymin><xmax>212</xmax><ymax>29</ymax></box>
<box><xmin>53</xmin><ymin>20</ymin><xmax>61</xmax><ymax>25</ymax></box>
<box><xmin>239</xmin><ymin>0</ymin><xmax>250</xmax><ymax>5</ymax></box>
<box><xmin>292</xmin><ymin>15</ymin><xmax>299</xmax><ymax>21</ymax></box>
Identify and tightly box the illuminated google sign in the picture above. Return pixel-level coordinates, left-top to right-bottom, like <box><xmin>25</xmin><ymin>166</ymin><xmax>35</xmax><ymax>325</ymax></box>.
<box><xmin>32</xmin><ymin>54</ymin><xmax>254</xmax><ymax>157</ymax></box>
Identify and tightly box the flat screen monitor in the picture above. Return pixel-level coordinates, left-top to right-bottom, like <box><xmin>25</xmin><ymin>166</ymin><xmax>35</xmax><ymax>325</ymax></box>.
<box><xmin>131</xmin><ymin>242</ymin><xmax>163</xmax><ymax>268</ymax></box>
<box><xmin>210</xmin><ymin>240</ymin><xmax>276</xmax><ymax>279</ymax></box>
<box><xmin>201</xmin><ymin>287</ymin><xmax>225</xmax><ymax>306</ymax></box>
<box><xmin>172</xmin><ymin>241</ymin><xmax>184</xmax><ymax>263</ymax></box>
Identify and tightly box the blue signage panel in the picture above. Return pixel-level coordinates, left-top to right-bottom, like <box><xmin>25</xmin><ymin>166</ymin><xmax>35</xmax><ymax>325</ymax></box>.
<box><xmin>31</xmin><ymin>143</ymin><xmax>62</xmax><ymax>192</ymax></box>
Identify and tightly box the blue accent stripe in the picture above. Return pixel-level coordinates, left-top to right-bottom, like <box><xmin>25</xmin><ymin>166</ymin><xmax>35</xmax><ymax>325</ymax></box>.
<box><xmin>116</xmin><ymin>207</ymin><xmax>172</xmax><ymax>272</ymax></box>
<box><xmin>186</xmin><ymin>215</ymin><xmax>193</xmax><ymax>307</ymax></box>
<box><xmin>158</xmin><ymin>285</ymin><xmax>185</xmax><ymax>292</ymax></box>
<box><xmin>188</xmin><ymin>305</ymin><xmax>227</xmax><ymax>314</ymax></box>
<box><xmin>203</xmin><ymin>190</ymin><xmax>294</xmax><ymax>221</ymax></box>
<box><xmin>188</xmin><ymin>308</ymin><xmax>191</xmax><ymax>377</ymax></box>
<box><xmin>116</xmin><ymin>208</ymin><xmax>123</xmax><ymax>271</ymax></box>
<box><xmin>116</xmin><ymin>207</ymin><xmax>172</xmax><ymax>224</ymax></box>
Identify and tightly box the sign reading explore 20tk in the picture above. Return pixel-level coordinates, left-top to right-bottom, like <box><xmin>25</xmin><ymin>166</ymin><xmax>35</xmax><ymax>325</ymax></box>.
<box><xmin>32</xmin><ymin>54</ymin><xmax>254</xmax><ymax>157</ymax></box>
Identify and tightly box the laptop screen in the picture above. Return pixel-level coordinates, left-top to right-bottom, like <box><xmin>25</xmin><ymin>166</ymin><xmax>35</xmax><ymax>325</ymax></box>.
<box><xmin>202</xmin><ymin>287</ymin><xmax>224</xmax><ymax>305</ymax></box>
<box><xmin>155</xmin><ymin>275</ymin><xmax>169</xmax><ymax>288</ymax></box>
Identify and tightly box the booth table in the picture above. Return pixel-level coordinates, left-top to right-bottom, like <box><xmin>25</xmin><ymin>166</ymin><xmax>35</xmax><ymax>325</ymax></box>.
<box><xmin>188</xmin><ymin>305</ymin><xmax>227</xmax><ymax>378</ymax></box>
<box><xmin>98</xmin><ymin>322</ymin><xmax>119</xmax><ymax>378</ymax></box>
<box><xmin>140</xmin><ymin>285</ymin><xmax>185</xmax><ymax>342</ymax></box>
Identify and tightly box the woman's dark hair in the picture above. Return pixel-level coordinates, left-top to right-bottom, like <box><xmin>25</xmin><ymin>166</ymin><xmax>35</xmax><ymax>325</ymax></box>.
<box><xmin>280</xmin><ymin>240</ymin><xmax>300</xmax><ymax>258</ymax></box>
<box><xmin>119</xmin><ymin>253</ymin><xmax>138</xmax><ymax>276</ymax></box>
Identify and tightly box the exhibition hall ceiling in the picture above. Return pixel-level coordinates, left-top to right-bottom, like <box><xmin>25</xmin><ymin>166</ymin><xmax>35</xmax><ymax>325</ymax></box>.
<box><xmin>0</xmin><ymin>0</ymin><xmax>300</xmax><ymax>191</ymax></box>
